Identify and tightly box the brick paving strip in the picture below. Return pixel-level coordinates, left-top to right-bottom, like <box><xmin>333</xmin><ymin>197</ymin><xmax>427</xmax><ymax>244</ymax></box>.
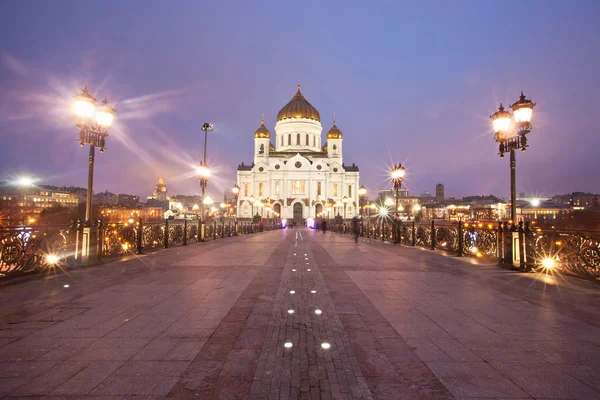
<box><xmin>170</xmin><ymin>230</ymin><xmax>379</xmax><ymax>399</ymax></box>
<box><xmin>307</xmin><ymin>234</ymin><xmax>454</xmax><ymax>399</ymax></box>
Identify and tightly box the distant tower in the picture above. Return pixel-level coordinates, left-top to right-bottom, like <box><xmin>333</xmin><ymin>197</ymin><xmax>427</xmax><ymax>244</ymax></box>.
<box><xmin>436</xmin><ymin>183</ymin><xmax>444</xmax><ymax>201</ymax></box>
<box><xmin>153</xmin><ymin>178</ymin><xmax>168</xmax><ymax>201</ymax></box>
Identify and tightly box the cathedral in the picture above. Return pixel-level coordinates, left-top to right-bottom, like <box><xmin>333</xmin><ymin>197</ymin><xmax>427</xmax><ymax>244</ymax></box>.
<box><xmin>236</xmin><ymin>85</ymin><xmax>361</xmax><ymax>223</ymax></box>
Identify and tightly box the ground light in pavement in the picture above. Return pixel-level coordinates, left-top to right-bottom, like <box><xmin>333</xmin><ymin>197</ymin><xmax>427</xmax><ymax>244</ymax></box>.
<box><xmin>284</xmin><ymin>342</ymin><xmax>293</xmax><ymax>348</ymax></box>
<box><xmin>63</xmin><ymin>284</ymin><xmax>70</xmax><ymax>288</ymax></box>
<box><xmin>289</xmin><ymin>290</ymin><xmax>295</xmax><ymax>294</ymax></box>
<box><xmin>315</xmin><ymin>309</ymin><xmax>322</xmax><ymax>315</ymax></box>
<box><xmin>321</xmin><ymin>343</ymin><xmax>331</xmax><ymax>349</ymax></box>
<box><xmin>292</xmin><ymin>269</ymin><xmax>296</xmax><ymax>271</ymax></box>
<box><xmin>311</xmin><ymin>290</ymin><xmax>317</xmax><ymax>293</ymax></box>
<box><xmin>307</xmin><ymin>269</ymin><xmax>311</xmax><ymax>271</ymax></box>
<box><xmin>287</xmin><ymin>309</ymin><xmax>294</xmax><ymax>314</ymax></box>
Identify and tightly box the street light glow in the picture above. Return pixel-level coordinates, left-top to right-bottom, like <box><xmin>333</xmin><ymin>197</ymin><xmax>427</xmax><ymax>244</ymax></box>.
<box><xmin>531</xmin><ymin>199</ymin><xmax>541</xmax><ymax>207</ymax></box>
<box><xmin>15</xmin><ymin>177</ymin><xmax>34</xmax><ymax>187</ymax></box>
<box><xmin>541</xmin><ymin>258</ymin><xmax>556</xmax><ymax>270</ymax></box>
<box><xmin>46</xmin><ymin>254</ymin><xmax>60</xmax><ymax>265</ymax></box>
<box><xmin>203</xmin><ymin>196</ymin><xmax>213</xmax><ymax>205</ymax></box>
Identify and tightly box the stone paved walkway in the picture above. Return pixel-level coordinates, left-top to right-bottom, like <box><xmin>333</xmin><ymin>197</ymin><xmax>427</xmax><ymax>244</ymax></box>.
<box><xmin>1</xmin><ymin>228</ymin><xmax>600</xmax><ymax>399</ymax></box>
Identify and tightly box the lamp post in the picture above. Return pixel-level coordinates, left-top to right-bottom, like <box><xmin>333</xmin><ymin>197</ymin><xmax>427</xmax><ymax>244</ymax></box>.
<box><xmin>197</xmin><ymin>162</ymin><xmax>210</xmax><ymax>222</ymax></box>
<box><xmin>490</xmin><ymin>92</ymin><xmax>536</xmax><ymax>229</ymax></box>
<box><xmin>249</xmin><ymin>195</ymin><xmax>256</xmax><ymax>219</ymax></box>
<box><xmin>342</xmin><ymin>196</ymin><xmax>349</xmax><ymax>219</ymax></box>
<box><xmin>358</xmin><ymin>185</ymin><xmax>367</xmax><ymax>216</ymax></box>
<box><xmin>73</xmin><ymin>86</ymin><xmax>116</xmax><ymax>262</ymax></box>
<box><xmin>391</xmin><ymin>164</ymin><xmax>405</xmax><ymax>218</ymax></box>
<box><xmin>201</xmin><ymin>122</ymin><xmax>214</xmax><ymax>166</ymax></box>
<box><xmin>232</xmin><ymin>184</ymin><xmax>240</xmax><ymax>221</ymax></box>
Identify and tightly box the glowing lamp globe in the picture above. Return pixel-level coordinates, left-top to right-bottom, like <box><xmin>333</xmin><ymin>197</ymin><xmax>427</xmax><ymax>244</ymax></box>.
<box><xmin>197</xmin><ymin>164</ymin><xmax>210</xmax><ymax>178</ymax></box>
<box><xmin>358</xmin><ymin>185</ymin><xmax>367</xmax><ymax>196</ymax></box>
<box><xmin>391</xmin><ymin>168</ymin><xmax>405</xmax><ymax>180</ymax></box>
<box><xmin>232</xmin><ymin>184</ymin><xmax>240</xmax><ymax>194</ymax></box>
<box><xmin>74</xmin><ymin>86</ymin><xmax>97</xmax><ymax>118</ymax></box>
<box><xmin>490</xmin><ymin>103</ymin><xmax>512</xmax><ymax>135</ymax></box>
<box><xmin>511</xmin><ymin>91</ymin><xmax>535</xmax><ymax>123</ymax></box>
<box><xmin>95</xmin><ymin>98</ymin><xmax>117</xmax><ymax>127</ymax></box>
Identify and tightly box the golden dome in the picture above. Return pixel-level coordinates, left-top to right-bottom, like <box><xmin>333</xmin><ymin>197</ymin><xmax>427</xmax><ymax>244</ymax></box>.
<box><xmin>254</xmin><ymin>118</ymin><xmax>271</xmax><ymax>138</ymax></box>
<box><xmin>269</xmin><ymin>142</ymin><xmax>276</xmax><ymax>151</ymax></box>
<box><xmin>327</xmin><ymin>122</ymin><xmax>343</xmax><ymax>139</ymax></box>
<box><xmin>321</xmin><ymin>143</ymin><xmax>328</xmax><ymax>152</ymax></box>
<box><xmin>277</xmin><ymin>85</ymin><xmax>320</xmax><ymax>122</ymax></box>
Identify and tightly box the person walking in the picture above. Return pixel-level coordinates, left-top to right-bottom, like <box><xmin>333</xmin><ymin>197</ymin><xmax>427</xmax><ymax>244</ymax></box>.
<box><xmin>352</xmin><ymin>216</ymin><xmax>360</xmax><ymax>243</ymax></box>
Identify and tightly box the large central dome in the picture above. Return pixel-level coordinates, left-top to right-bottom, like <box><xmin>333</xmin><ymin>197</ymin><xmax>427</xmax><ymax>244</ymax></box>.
<box><xmin>276</xmin><ymin>85</ymin><xmax>320</xmax><ymax>122</ymax></box>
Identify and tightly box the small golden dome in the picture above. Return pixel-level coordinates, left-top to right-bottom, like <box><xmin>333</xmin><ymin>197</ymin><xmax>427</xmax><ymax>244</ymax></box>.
<box><xmin>254</xmin><ymin>119</ymin><xmax>271</xmax><ymax>138</ymax></box>
<box><xmin>321</xmin><ymin>143</ymin><xmax>328</xmax><ymax>152</ymax></box>
<box><xmin>277</xmin><ymin>85</ymin><xmax>320</xmax><ymax>122</ymax></box>
<box><xmin>327</xmin><ymin>123</ymin><xmax>343</xmax><ymax>139</ymax></box>
<box><xmin>269</xmin><ymin>142</ymin><xmax>276</xmax><ymax>151</ymax></box>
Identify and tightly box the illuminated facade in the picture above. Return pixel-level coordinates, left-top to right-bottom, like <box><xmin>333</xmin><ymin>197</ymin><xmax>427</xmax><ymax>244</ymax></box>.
<box><xmin>148</xmin><ymin>178</ymin><xmax>168</xmax><ymax>202</ymax></box>
<box><xmin>236</xmin><ymin>85</ymin><xmax>361</xmax><ymax>222</ymax></box>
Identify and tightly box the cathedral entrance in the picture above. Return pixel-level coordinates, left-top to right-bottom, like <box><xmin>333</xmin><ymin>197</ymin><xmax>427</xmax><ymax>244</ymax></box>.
<box><xmin>274</xmin><ymin>203</ymin><xmax>281</xmax><ymax>217</ymax></box>
<box><xmin>315</xmin><ymin>203</ymin><xmax>323</xmax><ymax>218</ymax></box>
<box><xmin>293</xmin><ymin>203</ymin><xmax>303</xmax><ymax>224</ymax></box>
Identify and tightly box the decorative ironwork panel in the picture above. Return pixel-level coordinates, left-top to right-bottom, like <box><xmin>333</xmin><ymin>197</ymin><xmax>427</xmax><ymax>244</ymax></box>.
<box><xmin>435</xmin><ymin>225</ymin><xmax>459</xmax><ymax>252</ymax></box>
<box><xmin>415</xmin><ymin>225</ymin><xmax>432</xmax><ymax>247</ymax></box>
<box><xmin>187</xmin><ymin>224</ymin><xmax>199</xmax><ymax>243</ymax></box>
<box><xmin>0</xmin><ymin>226</ymin><xmax>71</xmax><ymax>277</ymax></box>
<box><xmin>168</xmin><ymin>222</ymin><xmax>185</xmax><ymax>246</ymax></box>
<box><xmin>102</xmin><ymin>224</ymin><xmax>137</xmax><ymax>257</ymax></box>
<box><xmin>463</xmin><ymin>227</ymin><xmax>497</xmax><ymax>257</ymax></box>
<box><xmin>142</xmin><ymin>223</ymin><xmax>165</xmax><ymax>250</ymax></box>
<box><xmin>534</xmin><ymin>230</ymin><xmax>600</xmax><ymax>281</ymax></box>
<box><xmin>400</xmin><ymin>224</ymin><xmax>412</xmax><ymax>244</ymax></box>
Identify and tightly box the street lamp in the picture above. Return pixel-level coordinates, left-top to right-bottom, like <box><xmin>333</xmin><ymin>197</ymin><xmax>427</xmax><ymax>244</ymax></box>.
<box><xmin>197</xmin><ymin>162</ymin><xmax>210</xmax><ymax>222</ymax></box>
<box><xmin>358</xmin><ymin>185</ymin><xmax>367</xmax><ymax>216</ymax></box>
<box><xmin>232</xmin><ymin>184</ymin><xmax>240</xmax><ymax>220</ymax></box>
<box><xmin>391</xmin><ymin>164</ymin><xmax>405</xmax><ymax>218</ymax></box>
<box><xmin>201</xmin><ymin>122</ymin><xmax>214</xmax><ymax>165</ymax></box>
<box><xmin>73</xmin><ymin>86</ymin><xmax>116</xmax><ymax>224</ymax></box>
<box><xmin>342</xmin><ymin>196</ymin><xmax>349</xmax><ymax>219</ymax></box>
<box><xmin>249</xmin><ymin>195</ymin><xmax>256</xmax><ymax>218</ymax></box>
<box><xmin>490</xmin><ymin>92</ymin><xmax>536</xmax><ymax>228</ymax></box>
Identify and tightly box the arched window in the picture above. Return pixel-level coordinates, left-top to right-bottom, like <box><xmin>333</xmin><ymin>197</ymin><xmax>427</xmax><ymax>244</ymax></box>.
<box><xmin>258</xmin><ymin>144</ymin><xmax>264</xmax><ymax>154</ymax></box>
<box><xmin>332</xmin><ymin>183</ymin><xmax>338</xmax><ymax>196</ymax></box>
<box><xmin>288</xmin><ymin>134</ymin><xmax>291</xmax><ymax>146</ymax></box>
<box><xmin>313</xmin><ymin>136</ymin><xmax>316</xmax><ymax>147</ymax></box>
<box><xmin>259</xmin><ymin>183</ymin><xmax>264</xmax><ymax>196</ymax></box>
<box><xmin>244</xmin><ymin>184</ymin><xmax>249</xmax><ymax>197</ymax></box>
<box><xmin>333</xmin><ymin>144</ymin><xmax>337</xmax><ymax>155</ymax></box>
<box><xmin>297</xmin><ymin>133</ymin><xmax>300</xmax><ymax>145</ymax></box>
<box><xmin>317</xmin><ymin>181</ymin><xmax>322</xmax><ymax>195</ymax></box>
<box><xmin>306</xmin><ymin>134</ymin><xmax>309</xmax><ymax>145</ymax></box>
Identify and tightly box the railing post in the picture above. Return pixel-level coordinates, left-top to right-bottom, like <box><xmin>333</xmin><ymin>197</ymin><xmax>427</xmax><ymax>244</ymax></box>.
<box><xmin>68</xmin><ymin>219</ymin><xmax>78</xmax><ymax>267</ymax></box>
<box><xmin>96</xmin><ymin>220</ymin><xmax>103</xmax><ymax>263</ymax></box>
<box><xmin>164</xmin><ymin>219</ymin><xmax>169</xmax><ymax>248</ymax></box>
<box><xmin>497</xmin><ymin>222</ymin><xmax>503</xmax><ymax>265</ymax></box>
<box><xmin>524</xmin><ymin>221</ymin><xmax>534</xmax><ymax>271</ymax></box>
<box><xmin>431</xmin><ymin>220</ymin><xmax>436</xmax><ymax>250</ymax></box>
<box><xmin>411</xmin><ymin>221</ymin><xmax>416</xmax><ymax>246</ymax></box>
<box><xmin>518</xmin><ymin>221</ymin><xmax>526</xmax><ymax>270</ymax></box>
<box><xmin>199</xmin><ymin>219</ymin><xmax>205</xmax><ymax>242</ymax></box>
<box><xmin>137</xmin><ymin>218</ymin><xmax>143</xmax><ymax>254</ymax></box>
<box><xmin>183</xmin><ymin>219</ymin><xmax>188</xmax><ymax>245</ymax></box>
<box><xmin>457</xmin><ymin>221</ymin><xmax>463</xmax><ymax>257</ymax></box>
<box><xmin>221</xmin><ymin>223</ymin><xmax>225</xmax><ymax>238</ymax></box>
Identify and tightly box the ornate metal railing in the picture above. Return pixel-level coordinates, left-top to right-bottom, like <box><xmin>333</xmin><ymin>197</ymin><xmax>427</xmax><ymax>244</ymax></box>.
<box><xmin>330</xmin><ymin>219</ymin><xmax>600</xmax><ymax>282</ymax></box>
<box><xmin>0</xmin><ymin>219</ymin><xmax>280</xmax><ymax>279</ymax></box>
<box><xmin>0</xmin><ymin>224</ymin><xmax>74</xmax><ymax>277</ymax></box>
<box><xmin>533</xmin><ymin>229</ymin><xmax>600</xmax><ymax>281</ymax></box>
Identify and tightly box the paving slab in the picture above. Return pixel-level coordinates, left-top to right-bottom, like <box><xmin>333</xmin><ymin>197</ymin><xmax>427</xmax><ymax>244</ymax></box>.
<box><xmin>1</xmin><ymin>228</ymin><xmax>600</xmax><ymax>399</ymax></box>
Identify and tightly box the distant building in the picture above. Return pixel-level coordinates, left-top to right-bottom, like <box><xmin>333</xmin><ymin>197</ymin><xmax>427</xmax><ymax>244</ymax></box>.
<box><xmin>436</xmin><ymin>184</ymin><xmax>444</xmax><ymax>201</ymax></box>
<box><xmin>118</xmin><ymin>194</ymin><xmax>139</xmax><ymax>208</ymax></box>
<box><xmin>94</xmin><ymin>191</ymin><xmax>118</xmax><ymax>205</ymax></box>
<box><xmin>148</xmin><ymin>178</ymin><xmax>169</xmax><ymax>202</ymax></box>
<box><xmin>552</xmin><ymin>192</ymin><xmax>599</xmax><ymax>208</ymax></box>
<box><xmin>99</xmin><ymin>206</ymin><xmax>163</xmax><ymax>223</ymax></box>
<box><xmin>0</xmin><ymin>184</ymin><xmax>79</xmax><ymax>225</ymax></box>
<box><xmin>420</xmin><ymin>191</ymin><xmax>432</xmax><ymax>198</ymax></box>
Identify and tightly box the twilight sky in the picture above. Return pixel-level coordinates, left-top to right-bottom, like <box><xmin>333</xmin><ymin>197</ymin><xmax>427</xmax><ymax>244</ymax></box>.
<box><xmin>1</xmin><ymin>1</ymin><xmax>599</xmax><ymax>201</ymax></box>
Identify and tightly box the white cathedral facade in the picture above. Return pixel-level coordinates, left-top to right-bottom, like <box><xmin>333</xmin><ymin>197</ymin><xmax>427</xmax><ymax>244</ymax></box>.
<box><xmin>236</xmin><ymin>85</ymin><xmax>361</xmax><ymax>222</ymax></box>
